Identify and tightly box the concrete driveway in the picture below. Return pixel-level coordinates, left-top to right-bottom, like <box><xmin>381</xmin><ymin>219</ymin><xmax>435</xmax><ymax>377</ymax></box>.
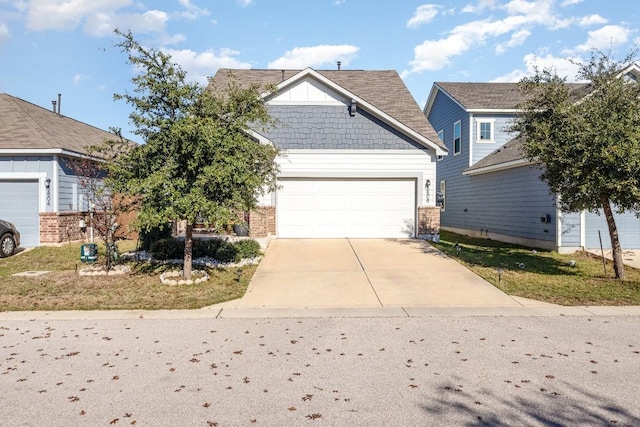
<box><xmin>235</xmin><ymin>239</ymin><xmax>522</xmax><ymax>309</ymax></box>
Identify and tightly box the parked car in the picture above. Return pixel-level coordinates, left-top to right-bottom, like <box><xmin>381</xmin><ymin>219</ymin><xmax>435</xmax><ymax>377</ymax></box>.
<box><xmin>0</xmin><ymin>219</ymin><xmax>20</xmax><ymax>257</ymax></box>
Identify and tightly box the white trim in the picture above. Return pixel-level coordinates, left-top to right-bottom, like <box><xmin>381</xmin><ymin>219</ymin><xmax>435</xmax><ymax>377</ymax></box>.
<box><xmin>0</xmin><ymin>172</ymin><xmax>47</xmax><ymax>212</ymax></box>
<box><xmin>580</xmin><ymin>210</ymin><xmax>586</xmax><ymax>248</ymax></box>
<box><xmin>463</xmin><ymin>159</ymin><xmax>530</xmax><ymax>175</ymax></box>
<box><xmin>467</xmin><ymin>108</ymin><xmax>519</xmax><ymax>113</ymax></box>
<box><xmin>468</xmin><ymin>113</ymin><xmax>474</xmax><ymax>167</ymax></box>
<box><xmin>279</xmin><ymin>149</ymin><xmax>428</xmax><ymax>155</ymax></box>
<box><xmin>264</xmin><ymin>68</ymin><xmax>447</xmax><ymax>156</ymax></box>
<box><xmin>453</xmin><ymin>120</ymin><xmax>461</xmax><ymax>156</ymax></box>
<box><xmin>247</xmin><ymin>129</ymin><xmax>275</xmax><ymax>147</ymax></box>
<box><xmin>0</xmin><ymin>148</ymin><xmax>87</xmax><ymax>158</ymax></box>
<box><xmin>53</xmin><ymin>155</ymin><xmax>60</xmax><ymax>212</ymax></box>
<box><xmin>556</xmin><ymin>206</ymin><xmax>562</xmax><ymax>248</ymax></box>
<box><xmin>475</xmin><ymin>118</ymin><xmax>496</xmax><ymax>143</ymax></box>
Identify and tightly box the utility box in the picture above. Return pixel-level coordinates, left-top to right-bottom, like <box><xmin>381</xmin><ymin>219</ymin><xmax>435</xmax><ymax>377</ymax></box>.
<box><xmin>80</xmin><ymin>243</ymin><xmax>98</xmax><ymax>263</ymax></box>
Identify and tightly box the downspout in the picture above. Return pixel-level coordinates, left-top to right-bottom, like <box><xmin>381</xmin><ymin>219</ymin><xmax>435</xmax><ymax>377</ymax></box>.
<box><xmin>468</xmin><ymin>113</ymin><xmax>474</xmax><ymax>167</ymax></box>
<box><xmin>52</xmin><ymin>155</ymin><xmax>60</xmax><ymax>212</ymax></box>
<box><xmin>580</xmin><ymin>210</ymin><xmax>586</xmax><ymax>249</ymax></box>
<box><xmin>555</xmin><ymin>195</ymin><xmax>562</xmax><ymax>250</ymax></box>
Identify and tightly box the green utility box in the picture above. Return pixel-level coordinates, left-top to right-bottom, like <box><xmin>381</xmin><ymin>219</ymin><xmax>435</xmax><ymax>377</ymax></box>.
<box><xmin>80</xmin><ymin>243</ymin><xmax>98</xmax><ymax>263</ymax></box>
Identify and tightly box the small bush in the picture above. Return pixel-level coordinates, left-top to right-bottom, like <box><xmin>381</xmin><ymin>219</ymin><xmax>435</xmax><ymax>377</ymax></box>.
<box><xmin>150</xmin><ymin>238</ymin><xmax>184</xmax><ymax>260</ymax></box>
<box><xmin>139</xmin><ymin>223</ymin><xmax>173</xmax><ymax>251</ymax></box>
<box><xmin>194</xmin><ymin>238</ymin><xmax>224</xmax><ymax>258</ymax></box>
<box><xmin>234</xmin><ymin>239</ymin><xmax>261</xmax><ymax>259</ymax></box>
<box><xmin>215</xmin><ymin>241</ymin><xmax>239</xmax><ymax>263</ymax></box>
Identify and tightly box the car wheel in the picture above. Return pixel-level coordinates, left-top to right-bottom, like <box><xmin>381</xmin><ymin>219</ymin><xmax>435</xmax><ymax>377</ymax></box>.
<box><xmin>0</xmin><ymin>233</ymin><xmax>15</xmax><ymax>257</ymax></box>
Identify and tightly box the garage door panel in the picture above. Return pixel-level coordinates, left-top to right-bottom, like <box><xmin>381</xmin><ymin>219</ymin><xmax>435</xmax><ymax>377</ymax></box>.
<box><xmin>277</xmin><ymin>179</ymin><xmax>415</xmax><ymax>238</ymax></box>
<box><xmin>0</xmin><ymin>179</ymin><xmax>40</xmax><ymax>247</ymax></box>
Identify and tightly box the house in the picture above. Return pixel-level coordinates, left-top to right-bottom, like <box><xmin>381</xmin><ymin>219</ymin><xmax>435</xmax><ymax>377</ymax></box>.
<box><xmin>0</xmin><ymin>93</ymin><xmax>121</xmax><ymax>247</ymax></box>
<box><xmin>424</xmin><ymin>64</ymin><xmax>640</xmax><ymax>252</ymax></box>
<box><xmin>209</xmin><ymin>68</ymin><xmax>447</xmax><ymax>240</ymax></box>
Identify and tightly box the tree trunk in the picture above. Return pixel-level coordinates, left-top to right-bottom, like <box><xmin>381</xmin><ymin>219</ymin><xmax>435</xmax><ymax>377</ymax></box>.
<box><xmin>600</xmin><ymin>194</ymin><xmax>625</xmax><ymax>280</ymax></box>
<box><xmin>184</xmin><ymin>223</ymin><xmax>194</xmax><ymax>280</ymax></box>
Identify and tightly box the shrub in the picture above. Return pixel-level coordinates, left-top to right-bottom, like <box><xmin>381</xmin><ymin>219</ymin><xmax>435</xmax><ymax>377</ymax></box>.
<box><xmin>194</xmin><ymin>238</ymin><xmax>224</xmax><ymax>258</ymax></box>
<box><xmin>214</xmin><ymin>241</ymin><xmax>239</xmax><ymax>263</ymax></box>
<box><xmin>139</xmin><ymin>223</ymin><xmax>173</xmax><ymax>251</ymax></box>
<box><xmin>234</xmin><ymin>239</ymin><xmax>261</xmax><ymax>259</ymax></box>
<box><xmin>150</xmin><ymin>238</ymin><xmax>184</xmax><ymax>260</ymax></box>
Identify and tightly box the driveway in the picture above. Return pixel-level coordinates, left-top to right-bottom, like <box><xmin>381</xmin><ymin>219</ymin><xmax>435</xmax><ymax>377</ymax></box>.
<box><xmin>235</xmin><ymin>239</ymin><xmax>523</xmax><ymax>309</ymax></box>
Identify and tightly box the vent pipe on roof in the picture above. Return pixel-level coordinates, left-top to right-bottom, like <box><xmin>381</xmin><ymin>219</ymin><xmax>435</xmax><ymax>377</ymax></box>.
<box><xmin>281</xmin><ymin>70</ymin><xmax>285</xmax><ymax>82</ymax></box>
<box><xmin>337</xmin><ymin>61</ymin><xmax>341</xmax><ymax>71</ymax></box>
<box><xmin>57</xmin><ymin>93</ymin><xmax>61</xmax><ymax>114</ymax></box>
<box><xmin>51</xmin><ymin>100</ymin><xmax>57</xmax><ymax>113</ymax></box>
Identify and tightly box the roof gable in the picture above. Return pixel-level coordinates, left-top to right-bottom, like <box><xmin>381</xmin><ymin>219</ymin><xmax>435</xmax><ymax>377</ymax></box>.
<box><xmin>210</xmin><ymin>68</ymin><xmax>447</xmax><ymax>154</ymax></box>
<box><xmin>0</xmin><ymin>93</ymin><xmax>119</xmax><ymax>156</ymax></box>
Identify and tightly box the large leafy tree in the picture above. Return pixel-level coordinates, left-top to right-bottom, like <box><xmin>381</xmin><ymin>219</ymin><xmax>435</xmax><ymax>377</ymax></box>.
<box><xmin>111</xmin><ymin>30</ymin><xmax>279</xmax><ymax>279</ymax></box>
<box><xmin>511</xmin><ymin>51</ymin><xmax>640</xmax><ymax>279</ymax></box>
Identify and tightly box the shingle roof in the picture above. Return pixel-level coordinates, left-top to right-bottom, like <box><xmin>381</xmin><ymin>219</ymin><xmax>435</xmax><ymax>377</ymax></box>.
<box><xmin>465</xmin><ymin>137</ymin><xmax>527</xmax><ymax>173</ymax></box>
<box><xmin>0</xmin><ymin>93</ymin><xmax>119</xmax><ymax>155</ymax></box>
<box><xmin>210</xmin><ymin>69</ymin><xmax>445</xmax><ymax>151</ymax></box>
<box><xmin>435</xmin><ymin>82</ymin><xmax>589</xmax><ymax>110</ymax></box>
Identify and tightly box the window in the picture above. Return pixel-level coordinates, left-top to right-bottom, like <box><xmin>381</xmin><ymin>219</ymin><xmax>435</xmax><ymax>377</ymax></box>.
<box><xmin>437</xmin><ymin>130</ymin><xmax>444</xmax><ymax>161</ymax></box>
<box><xmin>438</xmin><ymin>180</ymin><xmax>446</xmax><ymax>211</ymax></box>
<box><xmin>476</xmin><ymin>120</ymin><xmax>495</xmax><ymax>142</ymax></box>
<box><xmin>453</xmin><ymin>121</ymin><xmax>461</xmax><ymax>155</ymax></box>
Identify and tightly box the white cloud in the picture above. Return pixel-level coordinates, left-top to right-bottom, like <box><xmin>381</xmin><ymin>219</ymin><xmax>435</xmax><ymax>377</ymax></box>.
<box><xmin>73</xmin><ymin>73</ymin><xmax>89</xmax><ymax>85</ymax></box>
<box><xmin>491</xmin><ymin>52</ymin><xmax>583</xmax><ymax>82</ymax></box>
<box><xmin>83</xmin><ymin>9</ymin><xmax>168</xmax><ymax>37</ymax></box>
<box><xmin>237</xmin><ymin>0</ymin><xmax>253</xmax><ymax>6</ymax></box>
<box><xmin>177</xmin><ymin>0</ymin><xmax>210</xmax><ymax>20</ymax></box>
<box><xmin>403</xmin><ymin>0</ymin><xmax>574</xmax><ymax>76</ymax></box>
<box><xmin>26</xmin><ymin>0</ymin><xmax>132</xmax><ymax>31</ymax></box>
<box><xmin>334</xmin><ymin>0</ymin><xmax>346</xmax><ymax>5</ymax></box>
<box><xmin>163</xmin><ymin>47</ymin><xmax>252</xmax><ymax>84</ymax></box>
<box><xmin>578</xmin><ymin>14</ymin><xmax>607</xmax><ymax>26</ymax></box>
<box><xmin>561</xmin><ymin>0</ymin><xmax>584</xmax><ymax>6</ymax></box>
<box><xmin>406</xmin><ymin>4</ymin><xmax>440</xmax><ymax>29</ymax></box>
<box><xmin>462</xmin><ymin>0</ymin><xmax>496</xmax><ymax>14</ymax></box>
<box><xmin>0</xmin><ymin>23</ymin><xmax>9</xmax><ymax>46</ymax></box>
<box><xmin>495</xmin><ymin>28</ymin><xmax>530</xmax><ymax>54</ymax></box>
<box><xmin>268</xmin><ymin>45</ymin><xmax>359</xmax><ymax>69</ymax></box>
<box><xmin>575</xmin><ymin>25</ymin><xmax>631</xmax><ymax>52</ymax></box>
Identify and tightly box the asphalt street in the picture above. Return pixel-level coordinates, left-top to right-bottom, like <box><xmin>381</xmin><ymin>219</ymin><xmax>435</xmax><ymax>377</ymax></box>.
<box><xmin>1</xmin><ymin>315</ymin><xmax>639</xmax><ymax>426</ymax></box>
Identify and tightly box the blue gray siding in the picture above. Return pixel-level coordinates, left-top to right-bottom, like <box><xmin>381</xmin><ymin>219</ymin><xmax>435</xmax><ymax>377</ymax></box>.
<box><xmin>586</xmin><ymin>210</ymin><xmax>640</xmax><ymax>249</ymax></box>
<box><xmin>57</xmin><ymin>157</ymin><xmax>86</xmax><ymax>212</ymax></box>
<box><xmin>452</xmin><ymin>166</ymin><xmax>556</xmax><ymax>243</ymax></box>
<box><xmin>471</xmin><ymin>114</ymin><xmax>514</xmax><ymax>164</ymax></box>
<box><xmin>262</xmin><ymin>105</ymin><xmax>423</xmax><ymax>150</ymax></box>
<box><xmin>428</xmin><ymin>90</ymin><xmax>470</xmax><ymax>228</ymax></box>
<box><xmin>0</xmin><ymin>155</ymin><xmax>54</xmax><ymax>175</ymax></box>
<box><xmin>559</xmin><ymin>212</ymin><xmax>581</xmax><ymax>248</ymax></box>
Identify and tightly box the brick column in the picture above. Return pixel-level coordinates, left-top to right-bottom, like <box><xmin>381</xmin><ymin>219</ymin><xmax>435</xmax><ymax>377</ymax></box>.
<box><xmin>248</xmin><ymin>206</ymin><xmax>276</xmax><ymax>237</ymax></box>
<box><xmin>417</xmin><ymin>206</ymin><xmax>440</xmax><ymax>237</ymax></box>
<box><xmin>40</xmin><ymin>212</ymin><xmax>88</xmax><ymax>244</ymax></box>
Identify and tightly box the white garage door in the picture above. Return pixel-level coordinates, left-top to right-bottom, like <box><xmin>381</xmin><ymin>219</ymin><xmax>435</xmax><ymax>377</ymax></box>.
<box><xmin>0</xmin><ymin>179</ymin><xmax>40</xmax><ymax>247</ymax></box>
<box><xmin>277</xmin><ymin>179</ymin><xmax>416</xmax><ymax>238</ymax></box>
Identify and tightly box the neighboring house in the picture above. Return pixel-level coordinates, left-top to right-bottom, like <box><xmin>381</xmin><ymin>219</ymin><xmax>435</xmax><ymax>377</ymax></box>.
<box><xmin>424</xmin><ymin>64</ymin><xmax>640</xmax><ymax>252</ymax></box>
<box><xmin>0</xmin><ymin>93</ymin><xmax>120</xmax><ymax>247</ymax></box>
<box><xmin>209</xmin><ymin>68</ymin><xmax>447</xmax><ymax>239</ymax></box>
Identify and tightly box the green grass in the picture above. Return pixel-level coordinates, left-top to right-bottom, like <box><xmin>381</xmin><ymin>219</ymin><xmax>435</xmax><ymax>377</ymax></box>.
<box><xmin>431</xmin><ymin>231</ymin><xmax>640</xmax><ymax>306</ymax></box>
<box><xmin>0</xmin><ymin>241</ymin><xmax>255</xmax><ymax>311</ymax></box>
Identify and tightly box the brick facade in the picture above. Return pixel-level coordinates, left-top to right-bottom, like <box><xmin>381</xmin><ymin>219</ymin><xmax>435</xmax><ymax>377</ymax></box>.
<box><xmin>39</xmin><ymin>211</ymin><xmax>137</xmax><ymax>244</ymax></box>
<box><xmin>40</xmin><ymin>211</ymin><xmax>88</xmax><ymax>244</ymax></box>
<box><xmin>417</xmin><ymin>206</ymin><xmax>440</xmax><ymax>237</ymax></box>
<box><xmin>248</xmin><ymin>206</ymin><xmax>276</xmax><ymax>238</ymax></box>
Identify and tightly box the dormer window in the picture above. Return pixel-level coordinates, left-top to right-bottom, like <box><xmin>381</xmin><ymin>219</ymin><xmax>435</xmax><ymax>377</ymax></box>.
<box><xmin>476</xmin><ymin>119</ymin><xmax>495</xmax><ymax>143</ymax></box>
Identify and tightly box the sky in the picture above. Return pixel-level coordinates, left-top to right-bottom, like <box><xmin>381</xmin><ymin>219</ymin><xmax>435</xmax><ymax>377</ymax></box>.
<box><xmin>0</xmin><ymin>0</ymin><xmax>638</xmax><ymax>142</ymax></box>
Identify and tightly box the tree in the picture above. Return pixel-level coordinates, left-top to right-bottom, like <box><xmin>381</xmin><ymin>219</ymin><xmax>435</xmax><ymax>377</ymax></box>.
<box><xmin>510</xmin><ymin>50</ymin><xmax>640</xmax><ymax>279</ymax></box>
<box><xmin>111</xmin><ymin>30</ymin><xmax>279</xmax><ymax>279</ymax></box>
<box><xmin>68</xmin><ymin>137</ymin><xmax>135</xmax><ymax>272</ymax></box>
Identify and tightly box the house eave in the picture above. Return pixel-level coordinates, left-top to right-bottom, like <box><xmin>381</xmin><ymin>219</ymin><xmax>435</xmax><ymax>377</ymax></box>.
<box><xmin>265</xmin><ymin>68</ymin><xmax>447</xmax><ymax>156</ymax></box>
<box><xmin>0</xmin><ymin>148</ymin><xmax>88</xmax><ymax>158</ymax></box>
<box><xmin>467</xmin><ymin>108</ymin><xmax>519</xmax><ymax>114</ymax></box>
<box><xmin>463</xmin><ymin>159</ymin><xmax>530</xmax><ymax>175</ymax></box>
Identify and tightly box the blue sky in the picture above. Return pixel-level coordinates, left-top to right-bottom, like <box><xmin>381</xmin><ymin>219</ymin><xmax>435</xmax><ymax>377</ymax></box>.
<box><xmin>0</xmin><ymin>0</ymin><xmax>637</xmax><ymax>142</ymax></box>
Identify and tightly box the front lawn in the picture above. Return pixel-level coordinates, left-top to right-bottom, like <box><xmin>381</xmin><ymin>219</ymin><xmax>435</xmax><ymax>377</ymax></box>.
<box><xmin>0</xmin><ymin>241</ymin><xmax>255</xmax><ymax>311</ymax></box>
<box><xmin>431</xmin><ymin>231</ymin><xmax>640</xmax><ymax>306</ymax></box>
